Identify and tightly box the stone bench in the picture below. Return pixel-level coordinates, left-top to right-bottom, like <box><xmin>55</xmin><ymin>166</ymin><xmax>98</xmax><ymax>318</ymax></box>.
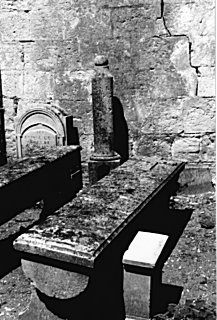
<box><xmin>13</xmin><ymin>157</ymin><xmax>185</xmax><ymax>320</ymax></box>
<box><xmin>0</xmin><ymin>146</ymin><xmax>82</xmax><ymax>224</ymax></box>
<box><xmin>123</xmin><ymin>231</ymin><xmax>169</xmax><ymax>320</ymax></box>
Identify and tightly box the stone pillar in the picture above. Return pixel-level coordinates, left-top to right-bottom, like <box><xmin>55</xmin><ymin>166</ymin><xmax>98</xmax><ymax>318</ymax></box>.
<box><xmin>88</xmin><ymin>56</ymin><xmax>120</xmax><ymax>185</ymax></box>
<box><xmin>0</xmin><ymin>70</ymin><xmax>7</xmax><ymax>166</ymax></box>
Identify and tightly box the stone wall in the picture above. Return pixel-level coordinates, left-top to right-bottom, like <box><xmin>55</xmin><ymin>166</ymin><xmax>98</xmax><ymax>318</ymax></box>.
<box><xmin>0</xmin><ymin>0</ymin><xmax>215</xmax><ymax>166</ymax></box>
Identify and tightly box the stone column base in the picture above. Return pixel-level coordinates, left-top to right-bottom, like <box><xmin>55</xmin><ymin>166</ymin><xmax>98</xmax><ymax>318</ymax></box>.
<box><xmin>88</xmin><ymin>156</ymin><xmax>121</xmax><ymax>185</ymax></box>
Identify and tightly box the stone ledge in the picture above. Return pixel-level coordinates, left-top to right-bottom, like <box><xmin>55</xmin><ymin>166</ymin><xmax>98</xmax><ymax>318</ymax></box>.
<box><xmin>14</xmin><ymin>158</ymin><xmax>185</xmax><ymax>268</ymax></box>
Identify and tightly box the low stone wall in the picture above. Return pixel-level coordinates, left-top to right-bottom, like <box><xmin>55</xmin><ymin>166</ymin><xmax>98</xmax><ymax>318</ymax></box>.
<box><xmin>0</xmin><ymin>0</ymin><xmax>215</xmax><ymax>166</ymax></box>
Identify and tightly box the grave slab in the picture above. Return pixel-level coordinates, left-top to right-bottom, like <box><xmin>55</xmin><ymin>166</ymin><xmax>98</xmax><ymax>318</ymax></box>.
<box><xmin>0</xmin><ymin>146</ymin><xmax>82</xmax><ymax>224</ymax></box>
<box><xmin>14</xmin><ymin>157</ymin><xmax>185</xmax><ymax>319</ymax></box>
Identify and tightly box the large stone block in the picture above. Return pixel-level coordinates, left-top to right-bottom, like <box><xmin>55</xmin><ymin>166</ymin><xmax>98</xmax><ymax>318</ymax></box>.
<box><xmin>57</xmin><ymin>99</ymin><xmax>92</xmax><ymax>121</ymax></box>
<box><xmin>23</xmin><ymin>70</ymin><xmax>55</xmax><ymax>100</ymax></box>
<box><xmin>123</xmin><ymin>231</ymin><xmax>169</xmax><ymax>319</ymax></box>
<box><xmin>133</xmin><ymin>133</ymin><xmax>174</xmax><ymax>159</ymax></box>
<box><xmin>198</xmin><ymin>4</ymin><xmax>215</xmax><ymax>37</ymax></box>
<box><xmin>191</xmin><ymin>35</ymin><xmax>215</xmax><ymax>67</ymax></box>
<box><xmin>53</xmin><ymin>69</ymin><xmax>93</xmax><ymax>101</ymax></box>
<box><xmin>0</xmin><ymin>42</ymin><xmax>24</xmax><ymax>71</ymax></box>
<box><xmin>172</xmin><ymin>137</ymin><xmax>200</xmax><ymax>161</ymax></box>
<box><xmin>2</xmin><ymin>97</ymin><xmax>15</xmax><ymax>131</ymax></box>
<box><xmin>0</xmin><ymin>12</ymin><xmax>31</xmax><ymax>41</ymax></box>
<box><xmin>129</xmin><ymin>36</ymin><xmax>197</xmax><ymax>98</ymax></box>
<box><xmin>121</xmin><ymin>96</ymin><xmax>215</xmax><ymax>139</ymax></box>
<box><xmin>132</xmin><ymin>96</ymin><xmax>183</xmax><ymax>133</ymax></box>
<box><xmin>170</xmin><ymin>37</ymin><xmax>197</xmax><ymax>96</ymax></box>
<box><xmin>198</xmin><ymin>67</ymin><xmax>215</xmax><ymax>97</ymax></box>
<box><xmin>1</xmin><ymin>70</ymin><xmax>24</xmax><ymax>97</ymax></box>
<box><xmin>29</xmin><ymin>12</ymin><xmax>63</xmax><ymax>41</ymax></box>
<box><xmin>29</xmin><ymin>1</ymin><xmax>79</xmax><ymax>41</ymax></box>
<box><xmin>182</xmin><ymin>97</ymin><xmax>215</xmax><ymax>133</ymax></box>
<box><xmin>200</xmin><ymin>134</ymin><xmax>215</xmax><ymax>162</ymax></box>
<box><xmin>111</xmin><ymin>5</ymin><xmax>157</xmax><ymax>39</ymax></box>
<box><xmin>23</xmin><ymin>41</ymin><xmax>59</xmax><ymax>71</ymax></box>
<box><xmin>163</xmin><ymin>0</ymin><xmax>215</xmax><ymax>39</ymax></box>
<box><xmin>22</xmin><ymin>260</ymin><xmax>89</xmax><ymax>299</ymax></box>
<box><xmin>23</xmin><ymin>39</ymin><xmax>80</xmax><ymax>73</ymax></box>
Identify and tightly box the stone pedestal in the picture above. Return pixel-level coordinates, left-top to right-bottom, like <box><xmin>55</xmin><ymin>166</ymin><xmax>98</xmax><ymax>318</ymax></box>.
<box><xmin>18</xmin><ymin>259</ymin><xmax>90</xmax><ymax>320</ymax></box>
<box><xmin>88</xmin><ymin>55</ymin><xmax>121</xmax><ymax>185</ymax></box>
<box><xmin>123</xmin><ymin>232</ymin><xmax>169</xmax><ymax>319</ymax></box>
<box><xmin>18</xmin><ymin>257</ymin><xmax>125</xmax><ymax>320</ymax></box>
<box><xmin>88</xmin><ymin>155</ymin><xmax>120</xmax><ymax>185</ymax></box>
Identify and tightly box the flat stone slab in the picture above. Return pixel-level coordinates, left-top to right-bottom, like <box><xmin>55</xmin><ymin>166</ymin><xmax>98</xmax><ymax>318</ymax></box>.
<box><xmin>0</xmin><ymin>146</ymin><xmax>82</xmax><ymax>224</ymax></box>
<box><xmin>123</xmin><ymin>231</ymin><xmax>169</xmax><ymax>269</ymax></box>
<box><xmin>14</xmin><ymin>157</ymin><xmax>185</xmax><ymax>269</ymax></box>
<box><xmin>0</xmin><ymin>146</ymin><xmax>80</xmax><ymax>188</ymax></box>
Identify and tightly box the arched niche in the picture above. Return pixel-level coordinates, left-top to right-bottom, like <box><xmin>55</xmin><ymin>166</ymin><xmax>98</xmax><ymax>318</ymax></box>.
<box><xmin>15</xmin><ymin>107</ymin><xmax>78</xmax><ymax>158</ymax></box>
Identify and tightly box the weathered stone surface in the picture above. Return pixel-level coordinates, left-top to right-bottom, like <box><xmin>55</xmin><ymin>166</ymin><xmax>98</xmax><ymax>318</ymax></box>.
<box><xmin>133</xmin><ymin>133</ymin><xmax>174</xmax><ymax>159</ymax></box>
<box><xmin>197</xmin><ymin>67</ymin><xmax>215</xmax><ymax>97</ymax></box>
<box><xmin>23</xmin><ymin>70</ymin><xmax>54</xmax><ymax>100</ymax></box>
<box><xmin>133</xmin><ymin>97</ymin><xmax>183</xmax><ymax>133</ymax></box>
<box><xmin>0</xmin><ymin>12</ymin><xmax>31</xmax><ymax>41</ymax></box>
<box><xmin>14</xmin><ymin>158</ymin><xmax>185</xmax><ymax>267</ymax></box>
<box><xmin>14</xmin><ymin>157</ymin><xmax>184</xmax><ymax>319</ymax></box>
<box><xmin>0</xmin><ymin>43</ymin><xmax>24</xmax><ymax>71</ymax></box>
<box><xmin>15</xmin><ymin>106</ymin><xmax>77</xmax><ymax>157</ymax></box>
<box><xmin>123</xmin><ymin>271</ymin><xmax>151</xmax><ymax>318</ymax></box>
<box><xmin>0</xmin><ymin>146</ymin><xmax>82</xmax><ymax>224</ymax></box>
<box><xmin>200</xmin><ymin>134</ymin><xmax>215</xmax><ymax>162</ymax></box>
<box><xmin>2</xmin><ymin>97</ymin><xmax>16</xmax><ymax>131</ymax></box>
<box><xmin>111</xmin><ymin>6</ymin><xmax>156</xmax><ymax>39</ymax></box>
<box><xmin>163</xmin><ymin>0</ymin><xmax>215</xmax><ymax>39</ymax></box>
<box><xmin>170</xmin><ymin>37</ymin><xmax>197</xmax><ymax>96</ymax></box>
<box><xmin>22</xmin><ymin>260</ymin><xmax>89</xmax><ymax>298</ymax></box>
<box><xmin>172</xmin><ymin>137</ymin><xmax>200</xmax><ymax>161</ymax></box>
<box><xmin>91</xmin><ymin>58</ymin><xmax>116</xmax><ymax>157</ymax></box>
<box><xmin>133</xmin><ymin>96</ymin><xmax>215</xmax><ymax>131</ymax></box>
<box><xmin>0</xmin><ymin>0</ymin><xmax>34</xmax><ymax>11</ymax></box>
<box><xmin>1</xmin><ymin>70</ymin><xmax>23</xmax><ymax>98</ymax></box>
<box><xmin>191</xmin><ymin>36</ymin><xmax>215</xmax><ymax>67</ymax></box>
<box><xmin>67</xmin><ymin>70</ymin><xmax>94</xmax><ymax>102</ymax></box>
<box><xmin>0</xmin><ymin>0</ymin><xmax>215</xmax><ymax>164</ymax></box>
<box><xmin>182</xmin><ymin>97</ymin><xmax>215</xmax><ymax>133</ymax></box>
<box><xmin>88</xmin><ymin>56</ymin><xmax>121</xmax><ymax>184</ymax></box>
<box><xmin>133</xmin><ymin>36</ymin><xmax>196</xmax><ymax>98</ymax></box>
<box><xmin>123</xmin><ymin>232</ymin><xmax>168</xmax><ymax>319</ymax></box>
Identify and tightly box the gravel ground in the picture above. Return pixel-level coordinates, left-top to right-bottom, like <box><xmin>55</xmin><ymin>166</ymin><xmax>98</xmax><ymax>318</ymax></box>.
<box><xmin>0</xmin><ymin>186</ymin><xmax>215</xmax><ymax>319</ymax></box>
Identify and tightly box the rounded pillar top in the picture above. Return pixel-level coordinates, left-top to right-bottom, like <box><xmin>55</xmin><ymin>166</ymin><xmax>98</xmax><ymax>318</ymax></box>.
<box><xmin>94</xmin><ymin>55</ymin><xmax>109</xmax><ymax>67</ymax></box>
